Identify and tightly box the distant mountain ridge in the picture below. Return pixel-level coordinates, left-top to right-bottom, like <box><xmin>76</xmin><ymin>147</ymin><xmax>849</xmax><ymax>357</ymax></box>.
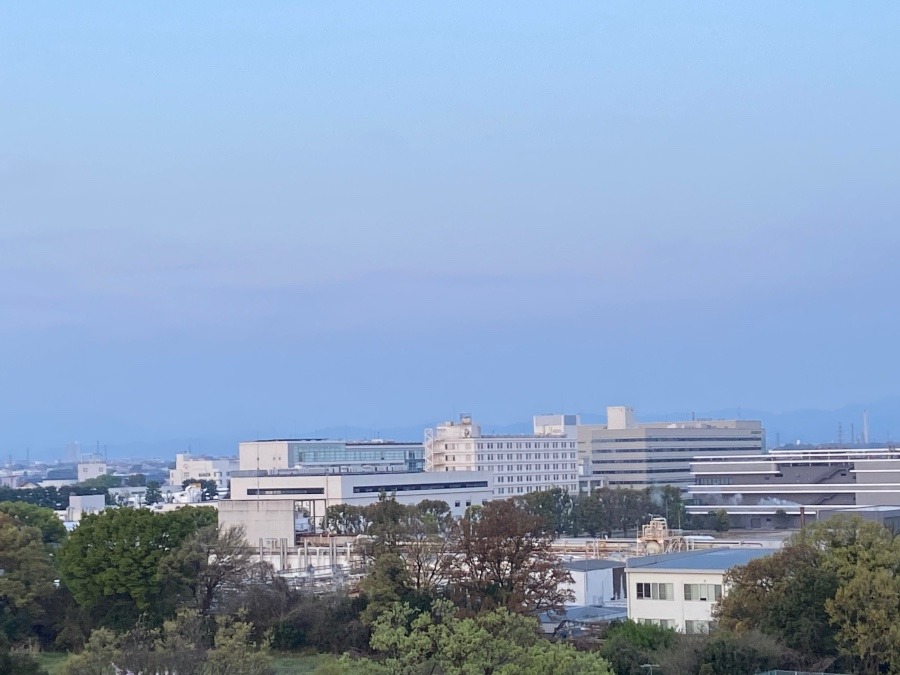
<box><xmin>10</xmin><ymin>398</ymin><xmax>900</xmax><ymax>462</ymax></box>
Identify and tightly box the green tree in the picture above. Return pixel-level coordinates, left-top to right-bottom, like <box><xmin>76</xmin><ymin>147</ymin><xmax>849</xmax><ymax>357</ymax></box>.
<box><xmin>126</xmin><ymin>474</ymin><xmax>146</xmax><ymax>487</ymax></box>
<box><xmin>78</xmin><ymin>475</ymin><xmax>122</xmax><ymax>490</ymax></box>
<box><xmin>516</xmin><ymin>487</ymin><xmax>575</xmax><ymax>535</ymax></box>
<box><xmin>329</xmin><ymin>599</ymin><xmax>612</xmax><ymax>675</ymax></box>
<box><xmin>0</xmin><ymin>514</ymin><xmax>57</xmax><ymax>643</ymax></box>
<box><xmin>57</xmin><ymin>507</ymin><xmax>216</xmax><ymax>628</ymax></box>
<box><xmin>144</xmin><ymin>481</ymin><xmax>163</xmax><ymax>505</ymax></box>
<box><xmin>717</xmin><ymin>542</ymin><xmax>838</xmax><ymax>658</ymax></box>
<box><xmin>0</xmin><ymin>501</ymin><xmax>67</xmax><ymax>545</ymax></box>
<box><xmin>203</xmin><ymin>616</ymin><xmax>273</xmax><ymax>675</ymax></box>
<box><xmin>325</xmin><ymin>504</ymin><xmax>369</xmax><ymax>536</ymax></box>
<box><xmin>183</xmin><ymin>479</ymin><xmax>219</xmax><ymax>501</ymax></box>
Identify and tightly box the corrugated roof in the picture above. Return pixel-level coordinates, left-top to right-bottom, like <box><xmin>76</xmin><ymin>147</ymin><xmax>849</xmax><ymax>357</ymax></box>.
<box><xmin>626</xmin><ymin>547</ymin><xmax>776</xmax><ymax>571</ymax></box>
<box><xmin>563</xmin><ymin>559</ymin><xmax>625</xmax><ymax>572</ymax></box>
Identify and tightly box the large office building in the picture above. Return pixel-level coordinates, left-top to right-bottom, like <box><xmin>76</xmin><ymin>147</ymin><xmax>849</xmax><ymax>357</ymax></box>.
<box><xmin>688</xmin><ymin>447</ymin><xmax>900</xmax><ymax>528</ymax></box>
<box><xmin>578</xmin><ymin>407</ymin><xmax>765</xmax><ymax>490</ymax></box>
<box><xmin>238</xmin><ymin>439</ymin><xmax>424</xmax><ymax>473</ymax></box>
<box><xmin>425</xmin><ymin>414</ymin><xmax>580</xmax><ymax>496</ymax></box>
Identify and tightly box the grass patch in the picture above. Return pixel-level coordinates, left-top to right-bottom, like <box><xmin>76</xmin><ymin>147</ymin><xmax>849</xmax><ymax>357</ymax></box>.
<box><xmin>34</xmin><ymin>652</ymin><xmax>69</xmax><ymax>675</ymax></box>
<box><xmin>273</xmin><ymin>653</ymin><xmax>338</xmax><ymax>674</ymax></box>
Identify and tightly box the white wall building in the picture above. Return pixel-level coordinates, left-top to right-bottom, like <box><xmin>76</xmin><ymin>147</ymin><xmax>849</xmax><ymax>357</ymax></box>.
<box><xmin>169</xmin><ymin>453</ymin><xmax>239</xmax><ymax>491</ymax></box>
<box><xmin>425</xmin><ymin>414</ymin><xmax>580</xmax><ymax>497</ymax></box>
<box><xmin>238</xmin><ymin>439</ymin><xmax>423</xmax><ymax>473</ymax></box>
<box><xmin>561</xmin><ymin>559</ymin><xmax>626</xmax><ymax>606</ymax></box>
<box><xmin>77</xmin><ymin>461</ymin><xmax>107</xmax><ymax>483</ymax></box>
<box><xmin>625</xmin><ymin>548</ymin><xmax>775</xmax><ymax>633</ymax></box>
<box><xmin>579</xmin><ymin>406</ymin><xmax>765</xmax><ymax>490</ymax></box>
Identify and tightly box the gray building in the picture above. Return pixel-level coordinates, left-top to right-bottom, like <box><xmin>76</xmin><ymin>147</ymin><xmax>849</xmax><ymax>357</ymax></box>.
<box><xmin>578</xmin><ymin>406</ymin><xmax>765</xmax><ymax>490</ymax></box>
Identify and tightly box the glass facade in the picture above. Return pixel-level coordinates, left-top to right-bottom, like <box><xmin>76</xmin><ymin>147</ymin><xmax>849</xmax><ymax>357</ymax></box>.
<box><xmin>287</xmin><ymin>442</ymin><xmax>424</xmax><ymax>471</ymax></box>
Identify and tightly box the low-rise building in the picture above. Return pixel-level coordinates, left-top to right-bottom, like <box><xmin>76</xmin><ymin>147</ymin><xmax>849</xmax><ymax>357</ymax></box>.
<box><xmin>560</xmin><ymin>559</ymin><xmax>626</xmax><ymax>606</ymax></box>
<box><xmin>77</xmin><ymin>461</ymin><xmax>107</xmax><ymax>483</ymax></box>
<box><xmin>625</xmin><ymin>548</ymin><xmax>775</xmax><ymax>633</ymax></box>
<box><xmin>238</xmin><ymin>439</ymin><xmax>424</xmax><ymax>473</ymax></box>
<box><xmin>169</xmin><ymin>453</ymin><xmax>239</xmax><ymax>492</ymax></box>
<box><xmin>688</xmin><ymin>447</ymin><xmax>900</xmax><ymax>528</ymax></box>
<box><xmin>222</xmin><ymin>469</ymin><xmax>491</xmax><ymax>543</ymax></box>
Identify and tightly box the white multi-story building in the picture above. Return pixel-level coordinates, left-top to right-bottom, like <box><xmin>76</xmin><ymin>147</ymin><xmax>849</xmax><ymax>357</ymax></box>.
<box><xmin>626</xmin><ymin>548</ymin><xmax>775</xmax><ymax>633</ymax></box>
<box><xmin>425</xmin><ymin>414</ymin><xmax>580</xmax><ymax>497</ymax></box>
<box><xmin>169</xmin><ymin>453</ymin><xmax>239</xmax><ymax>492</ymax></box>
<box><xmin>238</xmin><ymin>439</ymin><xmax>424</xmax><ymax>473</ymax></box>
<box><xmin>579</xmin><ymin>406</ymin><xmax>765</xmax><ymax>490</ymax></box>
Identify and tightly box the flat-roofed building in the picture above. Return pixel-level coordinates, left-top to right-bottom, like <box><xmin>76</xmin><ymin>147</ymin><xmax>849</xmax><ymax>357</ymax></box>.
<box><xmin>688</xmin><ymin>447</ymin><xmax>900</xmax><ymax>528</ymax></box>
<box><xmin>223</xmin><ymin>469</ymin><xmax>491</xmax><ymax>542</ymax></box>
<box><xmin>425</xmin><ymin>414</ymin><xmax>580</xmax><ymax>497</ymax></box>
<box><xmin>169</xmin><ymin>453</ymin><xmax>239</xmax><ymax>492</ymax></box>
<box><xmin>238</xmin><ymin>439</ymin><xmax>424</xmax><ymax>473</ymax></box>
<box><xmin>579</xmin><ymin>407</ymin><xmax>765</xmax><ymax>490</ymax></box>
<box><xmin>626</xmin><ymin>548</ymin><xmax>775</xmax><ymax>633</ymax></box>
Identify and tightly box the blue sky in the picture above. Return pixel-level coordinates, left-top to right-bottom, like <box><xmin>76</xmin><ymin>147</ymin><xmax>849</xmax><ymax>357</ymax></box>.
<box><xmin>2</xmin><ymin>3</ymin><xmax>899</xmax><ymax>454</ymax></box>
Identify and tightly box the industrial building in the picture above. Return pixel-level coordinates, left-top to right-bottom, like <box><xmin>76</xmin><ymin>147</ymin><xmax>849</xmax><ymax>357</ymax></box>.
<box><xmin>626</xmin><ymin>548</ymin><xmax>775</xmax><ymax>633</ymax></box>
<box><xmin>425</xmin><ymin>414</ymin><xmax>580</xmax><ymax>496</ymax></box>
<box><xmin>688</xmin><ymin>447</ymin><xmax>900</xmax><ymax>528</ymax></box>
<box><xmin>578</xmin><ymin>406</ymin><xmax>765</xmax><ymax>490</ymax></box>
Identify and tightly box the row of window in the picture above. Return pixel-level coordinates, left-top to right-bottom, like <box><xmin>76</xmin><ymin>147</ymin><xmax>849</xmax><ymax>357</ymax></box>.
<box><xmin>444</xmin><ymin>442</ymin><xmax>576</xmax><ymax>451</ymax></box>
<box><xmin>495</xmin><ymin>474</ymin><xmax>576</xmax><ymax>483</ymax></box>
<box><xmin>603</xmin><ymin>437</ymin><xmax>762</xmax><ymax>443</ymax></box>
<box><xmin>636</xmin><ymin>619</ymin><xmax>713</xmax><ymax>634</ymax></box>
<box><xmin>635</xmin><ymin>583</ymin><xmax>723</xmax><ymax>602</ymax></box>
<box><xmin>479</xmin><ymin>452</ymin><xmax>577</xmax><ymax>461</ymax></box>
<box><xmin>495</xmin><ymin>485</ymin><xmax>576</xmax><ymax>495</ymax></box>
<box><xmin>592</xmin><ymin>445</ymin><xmax>761</xmax><ymax>453</ymax></box>
<box><xmin>478</xmin><ymin>464</ymin><xmax>577</xmax><ymax>472</ymax></box>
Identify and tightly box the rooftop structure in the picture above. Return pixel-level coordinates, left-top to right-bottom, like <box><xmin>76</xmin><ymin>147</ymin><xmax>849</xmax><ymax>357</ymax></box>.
<box><xmin>169</xmin><ymin>453</ymin><xmax>239</xmax><ymax>492</ymax></box>
<box><xmin>238</xmin><ymin>439</ymin><xmax>424</xmax><ymax>473</ymax></box>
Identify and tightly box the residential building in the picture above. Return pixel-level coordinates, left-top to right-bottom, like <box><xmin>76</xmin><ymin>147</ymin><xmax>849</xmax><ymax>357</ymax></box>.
<box><xmin>169</xmin><ymin>453</ymin><xmax>239</xmax><ymax>492</ymax></box>
<box><xmin>625</xmin><ymin>548</ymin><xmax>775</xmax><ymax>633</ymax></box>
<box><xmin>238</xmin><ymin>439</ymin><xmax>424</xmax><ymax>473</ymax></box>
<box><xmin>688</xmin><ymin>447</ymin><xmax>900</xmax><ymax>528</ymax></box>
<box><xmin>424</xmin><ymin>414</ymin><xmax>580</xmax><ymax>497</ymax></box>
<box><xmin>579</xmin><ymin>406</ymin><xmax>765</xmax><ymax>490</ymax></box>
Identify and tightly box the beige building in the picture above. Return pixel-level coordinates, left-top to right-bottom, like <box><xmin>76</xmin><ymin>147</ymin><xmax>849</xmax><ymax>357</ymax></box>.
<box><xmin>77</xmin><ymin>461</ymin><xmax>107</xmax><ymax>483</ymax></box>
<box><xmin>579</xmin><ymin>406</ymin><xmax>765</xmax><ymax>490</ymax></box>
<box><xmin>425</xmin><ymin>414</ymin><xmax>580</xmax><ymax>497</ymax></box>
<box><xmin>169</xmin><ymin>453</ymin><xmax>239</xmax><ymax>491</ymax></box>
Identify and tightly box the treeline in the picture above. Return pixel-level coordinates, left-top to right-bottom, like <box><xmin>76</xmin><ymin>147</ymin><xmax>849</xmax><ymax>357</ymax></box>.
<box><xmin>0</xmin><ymin>485</ymin><xmax>107</xmax><ymax>510</ymax></box>
<box><xmin>327</xmin><ymin>485</ymin><xmax>719</xmax><ymax>539</ymax></box>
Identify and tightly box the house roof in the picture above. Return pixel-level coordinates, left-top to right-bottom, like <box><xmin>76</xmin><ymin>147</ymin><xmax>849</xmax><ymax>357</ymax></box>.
<box><xmin>626</xmin><ymin>547</ymin><xmax>776</xmax><ymax>572</ymax></box>
<box><xmin>563</xmin><ymin>559</ymin><xmax>625</xmax><ymax>572</ymax></box>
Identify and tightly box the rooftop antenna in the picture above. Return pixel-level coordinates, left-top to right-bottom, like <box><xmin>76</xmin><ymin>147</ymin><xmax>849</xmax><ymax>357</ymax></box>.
<box><xmin>851</xmin><ymin>423</ymin><xmax>856</xmax><ymax>445</ymax></box>
<box><xmin>837</xmin><ymin>422</ymin><xmax>844</xmax><ymax>445</ymax></box>
<box><xmin>863</xmin><ymin>411</ymin><xmax>870</xmax><ymax>445</ymax></box>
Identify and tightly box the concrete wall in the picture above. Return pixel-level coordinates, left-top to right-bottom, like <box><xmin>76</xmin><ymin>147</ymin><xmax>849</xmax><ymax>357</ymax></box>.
<box><xmin>218</xmin><ymin>499</ymin><xmax>297</xmax><ymax>545</ymax></box>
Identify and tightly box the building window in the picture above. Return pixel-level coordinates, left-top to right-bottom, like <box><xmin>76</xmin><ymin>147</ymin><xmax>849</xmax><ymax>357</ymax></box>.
<box><xmin>684</xmin><ymin>584</ymin><xmax>722</xmax><ymax>602</ymax></box>
<box><xmin>638</xmin><ymin>618</ymin><xmax>675</xmax><ymax>629</ymax></box>
<box><xmin>454</xmin><ymin>501</ymin><xmax>461</xmax><ymax>508</ymax></box>
<box><xmin>685</xmin><ymin>620</ymin><xmax>712</xmax><ymax>634</ymax></box>
<box><xmin>636</xmin><ymin>583</ymin><xmax>674</xmax><ymax>600</ymax></box>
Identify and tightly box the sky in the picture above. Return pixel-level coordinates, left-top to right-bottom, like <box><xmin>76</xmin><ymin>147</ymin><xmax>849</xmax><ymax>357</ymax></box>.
<box><xmin>2</xmin><ymin>3</ymin><xmax>899</xmax><ymax>455</ymax></box>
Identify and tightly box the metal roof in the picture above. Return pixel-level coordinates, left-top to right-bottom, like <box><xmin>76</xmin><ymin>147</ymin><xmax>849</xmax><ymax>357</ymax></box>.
<box><xmin>626</xmin><ymin>547</ymin><xmax>776</xmax><ymax>572</ymax></box>
<box><xmin>563</xmin><ymin>559</ymin><xmax>625</xmax><ymax>572</ymax></box>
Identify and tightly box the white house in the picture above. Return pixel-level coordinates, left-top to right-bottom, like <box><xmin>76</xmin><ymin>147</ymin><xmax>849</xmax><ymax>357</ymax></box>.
<box><xmin>561</xmin><ymin>559</ymin><xmax>626</xmax><ymax>606</ymax></box>
<box><xmin>625</xmin><ymin>548</ymin><xmax>775</xmax><ymax>633</ymax></box>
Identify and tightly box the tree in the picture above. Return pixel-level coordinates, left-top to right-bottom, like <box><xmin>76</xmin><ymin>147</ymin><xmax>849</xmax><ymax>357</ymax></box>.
<box><xmin>183</xmin><ymin>479</ymin><xmax>219</xmax><ymax>502</ymax></box>
<box><xmin>447</xmin><ymin>500</ymin><xmax>573</xmax><ymax>614</ymax></box>
<box><xmin>144</xmin><ymin>481</ymin><xmax>163</xmax><ymax>505</ymax></box>
<box><xmin>203</xmin><ymin>615</ymin><xmax>273</xmax><ymax>675</ymax></box>
<box><xmin>77</xmin><ymin>475</ymin><xmax>122</xmax><ymax>490</ymax></box>
<box><xmin>0</xmin><ymin>501</ymin><xmax>67</xmax><ymax>545</ymax></box>
<box><xmin>516</xmin><ymin>488</ymin><xmax>575</xmax><ymax>535</ymax></box>
<box><xmin>0</xmin><ymin>514</ymin><xmax>57</xmax><ymax>642</ymax></box>
<box><xmin>325</xmin><ymin>504</ymin><xmax>369</xmax><ymax>536</ymax></box>
<box><xmin>716</xmin><ymin>542</ymin><xmax>838</xmax><ymax>658</ymax></box>
<box><xmin>158</xmin><ymin>524</ymin><xmax>256</xmax><ymax>616</ymax></box>
<box><xmin>126</xmin><ymin>474</ymin><xmax>146</xmax><ymax>487</ymax></box>
<box><xmin>330</xmin><ymin>599</ymin><xmax>612</xmax><ymax>675</ymax></box>
<box><xmin>57</xmin><ymin>507</ymin><xmax>217</xmax><ymax>628</ymax></box>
